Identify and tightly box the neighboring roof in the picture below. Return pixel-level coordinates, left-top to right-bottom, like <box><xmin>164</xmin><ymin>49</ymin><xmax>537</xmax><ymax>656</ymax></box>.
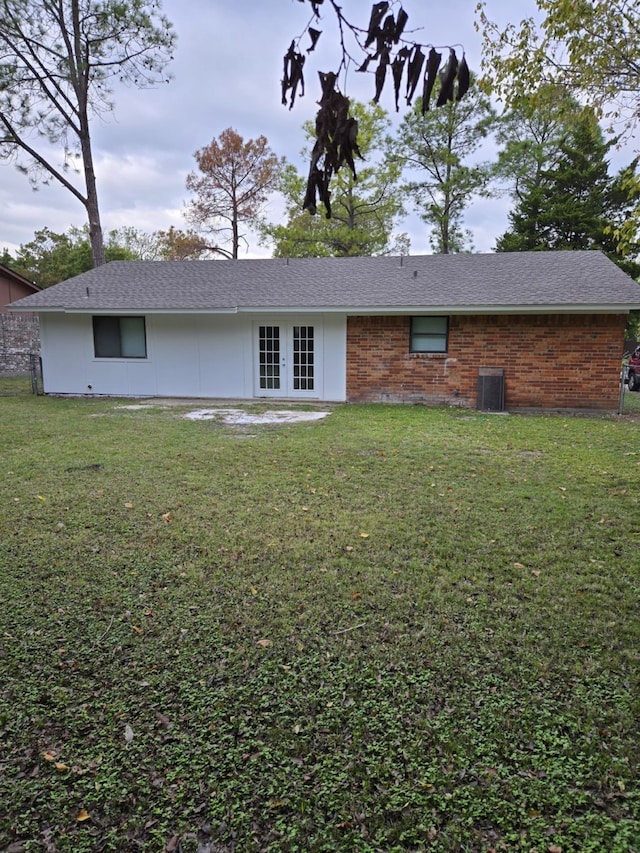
<box><xmin>8</xmin><ymin>251</ymin><xmax>640</xmax><ymax>315</ymax></box>
<box><xmin>0</xmin><ymin>263</ymin><xmax>40</xmax><ymax>293</ymax></box>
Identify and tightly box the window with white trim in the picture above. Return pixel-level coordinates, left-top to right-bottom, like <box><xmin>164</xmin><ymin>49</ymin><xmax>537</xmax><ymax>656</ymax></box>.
<box><xmin>410</xmin><ymin>316</ymin><xmax>448</xmax><ymax>353</ymax></box>
<box><xmin>93</xmin><ymin>316</ymin><xmax>147</xmax><ymax>358</ymax></box>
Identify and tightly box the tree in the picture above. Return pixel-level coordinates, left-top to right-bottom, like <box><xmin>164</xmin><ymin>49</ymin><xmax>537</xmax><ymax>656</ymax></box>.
<box><xmin>3</xmin><ymin>224</ymin><xmax>218</xmax><ymax>284</ymax></box>
<box><xmin>151</xmin><ymin>227</ymin><xmax>211</xmax><ymax>260</ymax></box>
<box><xmin>261</xmin><ymin>101</ymin><xmax>407</xmax><ymax>257</ymax></box>
<box><xmin>185</xmin><ymin>129</ymin><xmax>284</xmax><ymax>260</ymax></box>
<box><xmin>493</xmin><ymin>85</ymin><xmax>584</xmax><ymax>204</ymax></box>
<box><xmin>478</xmin><ymin>0</ymin><xmax>640</xmax><ymax>259</ymax></box>
<box><xmin>0</xmin><ymin>247</ymin><xmax>17</xmax><ymax>270</ymax></box>
<box><xmin>476</xmin><ymin>0</ymin><xmax>640</xmax><ymax>132</ymax></box>
<box><xmin>107</xmin><ymin>226</ymin><xmax>210</xmax><ymax>261</ymax></box>
<box><xmin>496</xmin><ymin>107</ymin><xmax>640</xmax><ymax>278</ymax></box>
<box><xmin>0</xmin><ymin>0</ymin><xmax>175</xmax><ymax>268</ymax></box>
<box><xmin>496</xmin><ymin>111</ymin><xmax>613</xmax><ymax>251</ymax></box>
<box><xmin>5</xmin><ymin>225</ymin><xmax>138</xmax><ymax>287</ymax></box>
<box><xmin>395</xmin><ymin>74</ymin><xmax>497</xmax><ymax>253</ymax></box>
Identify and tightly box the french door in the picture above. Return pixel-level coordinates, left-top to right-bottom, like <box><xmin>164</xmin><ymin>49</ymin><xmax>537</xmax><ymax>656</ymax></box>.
<box><xmin>255</xmin><ymin>322</ymin><xmax>318</xmax><ymax>397</ymax></box>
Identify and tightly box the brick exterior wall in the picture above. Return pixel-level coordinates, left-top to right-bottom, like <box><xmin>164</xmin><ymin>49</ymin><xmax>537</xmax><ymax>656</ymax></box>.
<box><xmin>346</xmin><ymin>313</ymin><xmax>627</xmax><ymax>410</ymax></box>
<box><xmin>0</xmin><ymin>314</ymin><xmax>40</xmax><ymax>375</ymax></box>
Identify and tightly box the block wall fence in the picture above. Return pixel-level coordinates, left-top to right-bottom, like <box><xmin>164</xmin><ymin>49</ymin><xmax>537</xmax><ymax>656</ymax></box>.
<box><xmin>0</xmin><ymin>314</ymin><xmax>40</xmax><ymax>375</ymax></box>
<box><xmin>346</xmin><ymin>314</ymin><xmax>627</xmax><ymax>410</ymax></box>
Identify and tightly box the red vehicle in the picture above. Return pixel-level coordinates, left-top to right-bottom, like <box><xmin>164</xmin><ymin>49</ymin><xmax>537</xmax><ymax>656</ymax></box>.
<box><xmin>627</xmin><ymin>345</ymin><xmax>640</xmax><ymax>392</ymax></box>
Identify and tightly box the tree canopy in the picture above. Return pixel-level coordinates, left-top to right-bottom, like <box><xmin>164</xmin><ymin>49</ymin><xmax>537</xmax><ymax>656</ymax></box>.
<box><xmin>477</xmin><ymin>2</ymin><xmax>640</xmax><ymax>255</ymax></box>
<box><xmin>1</xmin><ymin>224</ymin><xmax>213</xmax><ymax>286</ymax></box>
<box><xmin>395</xmin><ymin>73</ymin><xmax>497</xmax><ymax>253</ymax></box>
<box><xmin>495</xmin><ymin>100</ymin><xmax>640</xmax><ymax>334</ymax></box>
<box><xmin>476</xmin><ymin>0</ymin><xmax>640</xmax><ymax>133</ymax></box>
<box><xmin>261</xmin><ymin>102</ymin><xmax>407</xmax><ymax>257</ymax></box>
<box><xmin>3</xmin><ymin>226</ymin><xmax>136</xmax><ymax>288</ymax></box>
<box><xmin>185</xmin><ymin>129</ymin><xmax>284</xmax><ymax>259</ymax></box>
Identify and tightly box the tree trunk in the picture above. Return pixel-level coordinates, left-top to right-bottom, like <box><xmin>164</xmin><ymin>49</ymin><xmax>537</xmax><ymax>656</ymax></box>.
<box><xmin>78</xmin><ymin>97</ymin><xmax>104</xmax><ymax>266</ymax></box>
<box><xmin>73</xmin><ymin>0</ymin><xmax>105</xmax><ymax>268</ymax></box>
<box><xmin>232</xmin><ymin>203</ymin><xmax>239</xmax><ymax>259</ymax></box>
<box><xmin>84</xmin><ymin>170</ymin><xmax>105</xmax><ymax>267</ymax></box>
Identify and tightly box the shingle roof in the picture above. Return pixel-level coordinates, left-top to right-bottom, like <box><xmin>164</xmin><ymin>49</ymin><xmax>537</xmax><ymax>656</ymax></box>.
<box><xmin>8</xmin><ymin>251</ymin><xmax>640</xmax><ymax>313</ymax></box>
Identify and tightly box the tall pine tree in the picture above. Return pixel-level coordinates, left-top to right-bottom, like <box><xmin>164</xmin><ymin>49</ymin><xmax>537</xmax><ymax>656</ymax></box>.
<box><xmin>395</xmin><ymin>73</ymin><xmax>497</xmax><ymax>254</ymax></box>
<box><xmin>497</xmin><ymin>109</ymin><xmax>618</xmax><ymax>253</ymax></box>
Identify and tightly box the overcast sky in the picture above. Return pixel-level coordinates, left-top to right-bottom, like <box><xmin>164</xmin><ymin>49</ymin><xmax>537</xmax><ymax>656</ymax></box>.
<box><xmin>0</xmin><ymin>0</ymin><xmax>634</xmax><ymax>259</ymax></box>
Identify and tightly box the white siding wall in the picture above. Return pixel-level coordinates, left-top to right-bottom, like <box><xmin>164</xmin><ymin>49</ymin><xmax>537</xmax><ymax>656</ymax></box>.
<box><xmin>39</xmin><ymin>312</ymin><xmax>347</xmax><ymax>401</ymax></box>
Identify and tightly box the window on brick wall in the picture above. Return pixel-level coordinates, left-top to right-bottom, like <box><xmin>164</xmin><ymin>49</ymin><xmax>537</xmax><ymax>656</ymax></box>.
<box><xmin>93</xmin><ymin>316</ymin><xmax>147</xmax><ymax>359</ymax></box>
<box><xmin>410</xmin><ymin>316</ymin><xmax>448</xmax><ymax>353</ymax></box>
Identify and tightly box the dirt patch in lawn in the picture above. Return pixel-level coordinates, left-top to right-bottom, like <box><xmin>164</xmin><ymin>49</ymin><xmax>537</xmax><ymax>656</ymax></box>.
<box><xmin>113</xmin><ymin>401</ymin><xmax>332</xmax><ymax>427</ymax></box>
<box><xmin>184</xmin><ymin>408</ymin><xmax>331</xmax><ymax>425</ymax></box>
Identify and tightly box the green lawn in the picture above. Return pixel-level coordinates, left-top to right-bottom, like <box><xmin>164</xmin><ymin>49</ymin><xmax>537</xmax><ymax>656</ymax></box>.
<box><xmin>1</xmin><ymin>397</ymin><xmax>638</xmax><ymax>853</ymax></box>
<box><xmin>623</xmin><ymin>386</ymin><xmax>640</xmax><ymax>414</ymax></box>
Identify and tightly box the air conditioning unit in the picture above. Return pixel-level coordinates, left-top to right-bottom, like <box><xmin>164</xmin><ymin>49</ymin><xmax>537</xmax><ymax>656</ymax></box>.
<box><xmin>477</xmin><ymin>367</ymin><xmax>505</xmax><ymax>412</ymax></box>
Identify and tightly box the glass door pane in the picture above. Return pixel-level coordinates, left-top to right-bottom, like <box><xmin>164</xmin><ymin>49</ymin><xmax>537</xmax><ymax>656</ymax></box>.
<box><xmin>259</xmin><ymin>325</ymin><xmax>280</xmax><ymax>390</ymax></box>
<box><xmin>292</xmin><ymin>326</ymin><xmax>314</xmax><ymax>391</ymax></box>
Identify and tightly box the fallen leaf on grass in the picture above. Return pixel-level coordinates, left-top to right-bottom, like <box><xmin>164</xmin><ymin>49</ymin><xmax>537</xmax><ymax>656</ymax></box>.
<box><xmin>124</xmin><ymin>724</ymin><xmax>134</xmax><ymax>743</ymax></box>
<box><xmin>531</xmin><ymin>570</ymin><xmax>541</xmax><ymax>577</ymax></box>
<box><xmin>166</xmin><ymin>836</ymin><xmax>179</xmax><ymax>852</ymax></box>
<box><xmin>132</xmin><ymin>625</ymin><xmax>143</xmax><ymax>635</ymax></box>
<box><xmin>257</xmin><ymin>639</ymin><xmax>271</xmax><ymax>648</ymax></box>
<box><xmin>161</xmin><ymin>512</ymin><xmax>171</xmax><ymax>523</ymax></box>
<box><xmin>37</xmin><ymin>495</ymin><xmax>47</xmax><ymax>502</ymax></box>
<box><xmin>358</xmin><ymin>532</ymin><xmax>370</xmax><ymax>538</ymax></box>
<box><xmin>76</xmin><ymin>809</ymin><xmax>91</xmax><ymax>822</ymax></box>
<box><xmin>548</xmin><ymin>846</ymin><xmax>563</xmax><ymax>853</ymax></box>
<box><xmin>352</xmin><ymin>592</ymin><xmax>362</xmax><ymax>600</ymax></box>
<box><xmin>124</xmin><ymin>502</ymin><xmax>133</xmax><ymax>508</ymax></box>
<box><xmin>42</xmin><ymin>751</ymin><xmax>57</xmax><ymax>761</ymax></box>
<box><xmin>54</xmin><ymin>761</ymin><xmax>68</xmax><ymax>771</ymax></box>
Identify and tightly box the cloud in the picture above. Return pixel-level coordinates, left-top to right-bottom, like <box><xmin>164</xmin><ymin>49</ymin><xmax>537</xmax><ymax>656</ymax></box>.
<box><xmin>2</xmin><ymin>0</ymin><xmax>630</xmax><ymax>260</ymax></box>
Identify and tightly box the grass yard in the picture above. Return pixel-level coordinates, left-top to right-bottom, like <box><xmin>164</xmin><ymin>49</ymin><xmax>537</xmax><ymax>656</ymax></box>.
<box><xmin>623</xmin><ymin>387</ymin><xmax>640</xmax><ymax>415</ymax></box>
<box><xmin>1</xmin><ymin>397</ymin><xmax>638</xmax><ymax>853</ymax></box>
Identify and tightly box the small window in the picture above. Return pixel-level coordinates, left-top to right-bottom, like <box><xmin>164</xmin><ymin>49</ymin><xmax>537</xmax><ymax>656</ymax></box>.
<box><xmin>410</xmin><ymin>316</ymin><xmax>448</xmax><ymax>353</ymax></box>
<box><xmin>93</xmin><ymin>316</ymin><xmax>147</xmax><ymax>359</ymax></box>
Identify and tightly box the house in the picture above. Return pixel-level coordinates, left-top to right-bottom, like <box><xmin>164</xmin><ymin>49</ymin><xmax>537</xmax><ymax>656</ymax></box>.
<box><xmin>8</xmin><ymin>250</ymin><xmax>640</xmax><ymax>410</ymax></box>
<box><xmin>1</xmin><ymin>263</ymin><xmax>40</xmax><ymax>375</ymax></box>
<box><xmin>1</xmin><ymin>262</ymin><xmax>40</xmax><ymax>309</ymax></box>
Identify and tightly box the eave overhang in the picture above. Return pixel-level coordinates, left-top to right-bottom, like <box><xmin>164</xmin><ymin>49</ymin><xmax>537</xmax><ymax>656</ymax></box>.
<box><xmin>9</xmin><ymin>303</ymin><xmax>640</xmax><ymax>315</ymax></box>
